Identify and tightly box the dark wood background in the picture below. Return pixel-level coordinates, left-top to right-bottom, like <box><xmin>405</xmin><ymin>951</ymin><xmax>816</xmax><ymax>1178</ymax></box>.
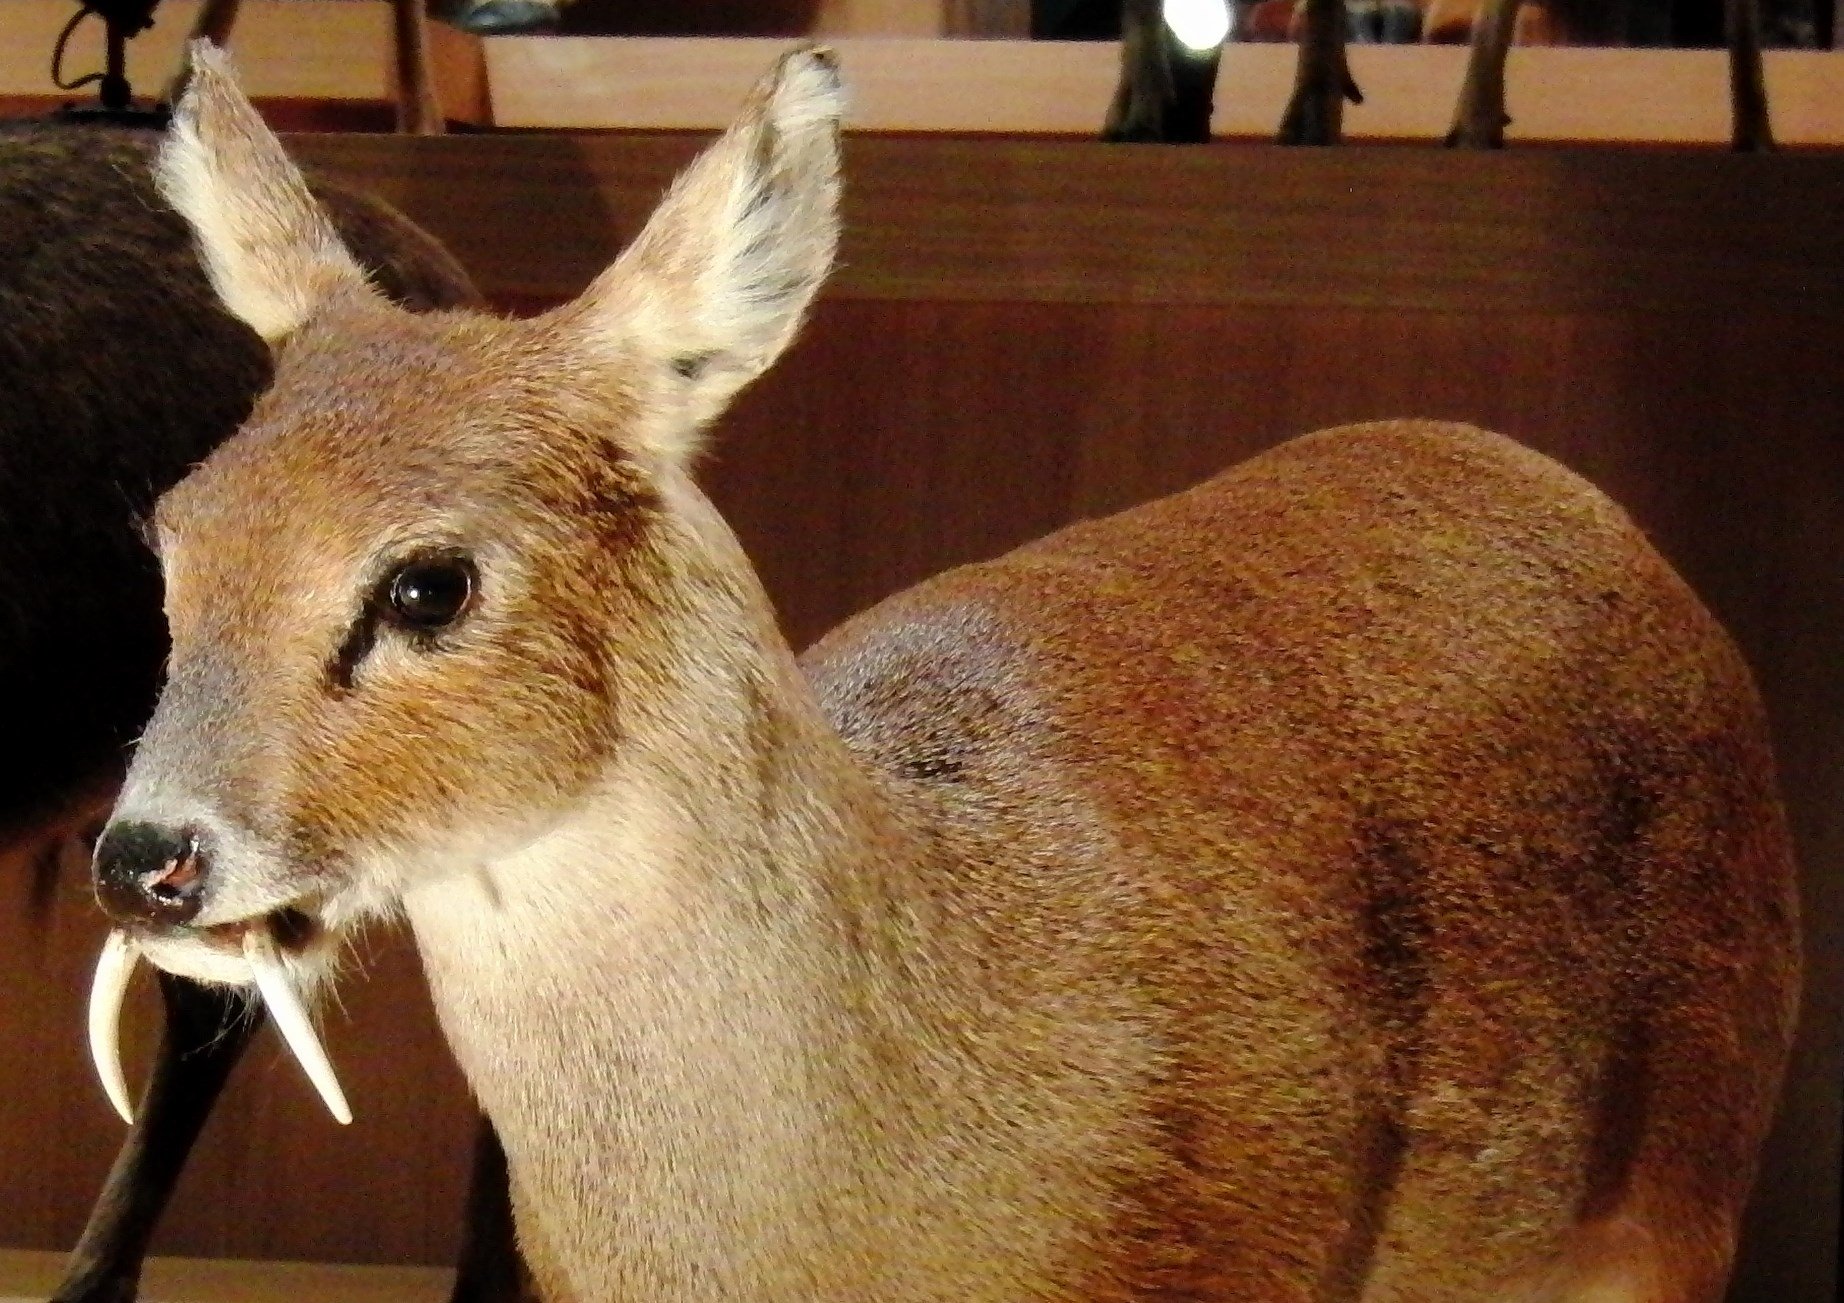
<box><xmin>1</xmin><ymin>136</ymin><xmax>1837</xmax><ymax>1302</ymax></box>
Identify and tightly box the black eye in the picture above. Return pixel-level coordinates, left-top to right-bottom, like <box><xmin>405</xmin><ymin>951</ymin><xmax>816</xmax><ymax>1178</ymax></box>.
<box><xmin>384</xmin><ymin>555</ymin><xmax>476</xmax><ymax>632</ymax></box>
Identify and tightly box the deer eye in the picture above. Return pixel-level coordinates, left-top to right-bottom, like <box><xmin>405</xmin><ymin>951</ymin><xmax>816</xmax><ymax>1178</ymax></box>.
<box><xmin>383</xmin><ymin>554</ymin><xmax>476</xmax><ymax>632</ymax></box>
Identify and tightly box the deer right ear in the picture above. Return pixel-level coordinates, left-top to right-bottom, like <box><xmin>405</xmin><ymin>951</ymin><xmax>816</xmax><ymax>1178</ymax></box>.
<box><xmin>561</xmin><ymin>46</ymin><xmax>845</xmax><ymax>459</ymax></box>
<box><xmin>155</xmin><ymin>42</ymin><xmax>371</xmax><ymax>345</ymax></box>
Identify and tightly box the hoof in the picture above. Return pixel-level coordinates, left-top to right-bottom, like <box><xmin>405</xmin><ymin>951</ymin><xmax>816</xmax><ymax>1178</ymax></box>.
<box><xmin>1445</xmin><ymin>117</ymin><xmax>1508</xmax><ymax>149</ymax></box>
<box><xmin>49</xmin><ymin>1274</ymin><xmax>138</xmax><ymax>1303</ymax></box>
<box><xmin>448</xmin><ymin>0</ymin><xmax>563</xmax><ymax>35</ymax></box>
<box><xmin>1278</xmin><ymin>97</ymin><xmax>1340</xmax><ymax>147</ymax></box>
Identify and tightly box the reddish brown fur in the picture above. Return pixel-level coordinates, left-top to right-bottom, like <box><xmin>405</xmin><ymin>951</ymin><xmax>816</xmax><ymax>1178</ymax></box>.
<box><xmin>807</xmin><ymin>421</ymin><xmax>1799</xmax><ymax>1300</ymax></box>
<box><xmin>154</xmin><ymin>296</ymin><xmax>664</xmax><ymax>870</ymax></box>
<box><xmin>112</xmin><ymin>50</ymin><xmax>1798</xmax><ymax>1303</ymax></box>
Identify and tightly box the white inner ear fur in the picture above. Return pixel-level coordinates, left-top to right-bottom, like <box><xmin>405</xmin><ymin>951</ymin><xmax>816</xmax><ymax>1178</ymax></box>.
<box><xmin>154</xmin><ymin>41</ymin><xmax>372</xmax><ymax>345</ymax></box>
<box><xmin>572</xmin><ymin>47</ymin><xmax>846</xmax><ymax>457</ymax></box>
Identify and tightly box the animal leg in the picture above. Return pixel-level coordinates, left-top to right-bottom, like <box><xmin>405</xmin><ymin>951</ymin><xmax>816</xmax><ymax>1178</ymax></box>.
<box><xmin>51</xmin><ymin>974</ymin><xmax>258</xmax><ymax>1303</ymax></box>
<box><xmin>1444</xmin><ymin>0</ymin><xmax>1523</xmax><ymax>148</ymax></box>
<box><xmin>161</xmin><ymin>0</ymin><xmax>243</xmax><ymax>106</ymax></box>
<box><xmin>1725</xmin><ymin>0</ymin><xmax>1775</xmax><ymax>151</ymax></box>
<box><xmin>393</xmin><ymin>0</ymin><xmax>447</xmax><ymax>136</ymax></box>
<box><xmin>449</xmin><ymin>1120</ymin><xmax>528</xmax><ymax>1303</ymax></box>
<box><xmin>1104</xmin><ymin>0</ymin><xmax>1221</xmax><ymax>142</ymax></box>
<box><xmin>1279</xmin><ymin>0</ymin><xmax>1362</xmax><ymax>146</ymax></box>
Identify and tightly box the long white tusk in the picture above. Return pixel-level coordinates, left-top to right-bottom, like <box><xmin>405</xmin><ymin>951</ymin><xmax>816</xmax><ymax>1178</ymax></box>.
<box><xmin>244</xmin><ymin>930</ymin><xmax>352</xmax><ymax>1125</ymax></box>
<box><xmin>88</xmin><ymin>931</ymin><xmax>139</xmax><ymax>1125</ymax></box>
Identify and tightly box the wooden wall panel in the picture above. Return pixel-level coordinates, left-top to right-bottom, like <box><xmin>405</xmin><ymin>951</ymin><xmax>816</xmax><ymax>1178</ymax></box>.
<box><xmin>0</xmin><ymin>138</ymin><xmax>1836</xmax><ymax>1303</ymax></box>
<box><xmin>288</xmin><ymin>135</ymin><xmax>1844</xmax><ymax>315</ymax></box>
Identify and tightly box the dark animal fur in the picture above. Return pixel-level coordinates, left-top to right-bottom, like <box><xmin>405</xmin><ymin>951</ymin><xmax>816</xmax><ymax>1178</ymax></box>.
<box><xmin>0</xmin><ymin>123</ymin><xmax>470</xmax><ymax>834</ymax></box>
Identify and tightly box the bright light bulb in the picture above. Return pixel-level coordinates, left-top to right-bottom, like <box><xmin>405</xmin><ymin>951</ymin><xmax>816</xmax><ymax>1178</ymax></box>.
<box><xmin>1163</xmin><ymin>0</ymin><xmax>1232</xmax><ymax>52</ymax></box>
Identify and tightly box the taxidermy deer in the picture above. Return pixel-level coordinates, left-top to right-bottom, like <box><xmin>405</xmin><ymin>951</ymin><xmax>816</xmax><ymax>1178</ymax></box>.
<box><xmin>1</xmin><ymin>12</ymin><xmax>517</xmax><ymax>1303</ymax></box>
<box><xmin>1111</xmin><ymin>0</ymin><xmax>1776</xmax><ymax>150</ymax></box>
<box><xmin>89</xmin><ymin>41</ymin><xmax>1800</xmax><ymax>1302</ymax></box>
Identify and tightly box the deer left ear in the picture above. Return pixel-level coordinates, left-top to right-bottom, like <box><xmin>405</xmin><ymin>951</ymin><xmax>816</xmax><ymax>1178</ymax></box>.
<box><xmin>155</xmin><ymin>41</ymin><xmax>372</xmax><ymax>346</ymax></box>
<box><xmin>563</xmin><ymin>46</ymin><xmax>845</xmax><ymax>460</ymax></box>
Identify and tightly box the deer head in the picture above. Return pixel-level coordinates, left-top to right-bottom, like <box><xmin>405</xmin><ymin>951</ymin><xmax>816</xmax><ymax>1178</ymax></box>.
<box><xmin>87</xmin><ymin>41</ymin><xmax>845</xmax><ymax>1125</ymax></box>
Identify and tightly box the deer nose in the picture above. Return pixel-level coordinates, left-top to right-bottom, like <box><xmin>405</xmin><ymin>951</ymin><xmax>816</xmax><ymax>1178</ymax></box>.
<box><xmin>93</xmin><ymin>822</ymin><xmax>211</xmax><ymax>926</ymax></box>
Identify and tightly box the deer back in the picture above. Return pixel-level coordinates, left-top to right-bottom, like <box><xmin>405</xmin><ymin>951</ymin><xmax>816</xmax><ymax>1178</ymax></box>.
<box><xmin>803</xmin><ymin>419</ymin><xmax>1800</xmax><ymax>1296</ymax></box>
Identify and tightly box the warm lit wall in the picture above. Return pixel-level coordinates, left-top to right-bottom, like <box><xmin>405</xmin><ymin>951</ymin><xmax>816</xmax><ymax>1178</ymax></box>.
<box><xmin>0</xmin><ymin>136</ymin><xmax>1836</xmax><ymax>1303</ymax></box>
<box><xmin>554</xmin><ymin>0</ymin><xmax>1030</xmax><ymax>35</ymax></box>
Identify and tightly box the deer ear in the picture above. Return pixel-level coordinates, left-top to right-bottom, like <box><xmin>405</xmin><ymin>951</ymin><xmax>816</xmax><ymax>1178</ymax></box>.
<box><xmin>568</xmin><ymin>46</ymin><xmax>845</xmax><ymax>458</ymax></box>
<box><xmin>155</xmin><ymin>42</ymin><xmax>371</xmax><ymax>345</ymax></box>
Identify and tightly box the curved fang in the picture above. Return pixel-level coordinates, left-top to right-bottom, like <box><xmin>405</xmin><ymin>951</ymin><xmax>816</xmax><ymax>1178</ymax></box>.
<box><xmin>88</xmin><ymin>930</ymin><xmax>138</xmax><ymax>1124</ymax></box>
<box><xmin>245</xmin><ymin>930</ymin><xmax>353</xmax><ymax>1125</ymax></box>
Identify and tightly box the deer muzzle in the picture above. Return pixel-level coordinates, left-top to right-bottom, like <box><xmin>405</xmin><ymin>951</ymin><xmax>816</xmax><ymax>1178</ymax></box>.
<box><xmin>93</xmin><ymin>820</ymin><xmax>211</xmax><ymax>926</ymax></box>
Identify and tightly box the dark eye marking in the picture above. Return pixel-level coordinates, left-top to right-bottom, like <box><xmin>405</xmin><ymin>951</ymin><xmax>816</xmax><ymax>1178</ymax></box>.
<box><xmin>328</xmin><ymin>611</ymin><xmax>379</xmax><ymax>691</ymax></box>
<box><xmin>326</xmin><ymin>550</ymin><xmax>478</xmax><ymax>691</ymax></box>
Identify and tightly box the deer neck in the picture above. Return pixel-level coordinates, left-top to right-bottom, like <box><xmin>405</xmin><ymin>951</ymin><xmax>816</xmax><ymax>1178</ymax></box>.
<box><xmin>399</xmin><ymin>495</ymin><xmax>932</xmax><ymax>1299</ymax></box>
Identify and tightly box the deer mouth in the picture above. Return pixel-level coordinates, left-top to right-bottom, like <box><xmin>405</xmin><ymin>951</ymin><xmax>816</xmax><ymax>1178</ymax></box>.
<box><xmin>87</xmin><ymin>903</ymin><xmax>352</xmax><ymax>1128</ymax></box>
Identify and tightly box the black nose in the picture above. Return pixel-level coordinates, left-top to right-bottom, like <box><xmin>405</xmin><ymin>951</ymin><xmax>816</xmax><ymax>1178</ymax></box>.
<box><xmin>93</xmin><ymin>822</ymin><xmax>210</xmax><ymax>926</ymax></box>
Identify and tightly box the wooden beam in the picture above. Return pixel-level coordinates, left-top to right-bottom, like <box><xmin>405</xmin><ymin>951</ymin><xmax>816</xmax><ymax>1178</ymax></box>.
<box><xmin>484</xmin><ymin>36</ymin><xmax>1844</xmax><ymax>148</ymax></box>
<box><xmin>288</xmin><ymin>133</ymin><xmax>1844</xmax><ymax>313</ymax></box>
<box><xmin>0</xmin><ymin>1249</ymin><xmax>450</xmax><ymax>1303</ymax></box>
